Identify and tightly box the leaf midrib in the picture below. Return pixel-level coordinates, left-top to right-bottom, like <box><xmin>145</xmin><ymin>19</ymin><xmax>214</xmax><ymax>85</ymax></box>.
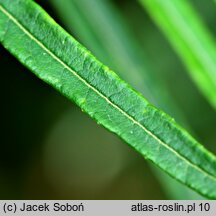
<box><xmin>0</xmin><ymin>4</ymin><xmax>215</xmax><ymax>182</ymax></box>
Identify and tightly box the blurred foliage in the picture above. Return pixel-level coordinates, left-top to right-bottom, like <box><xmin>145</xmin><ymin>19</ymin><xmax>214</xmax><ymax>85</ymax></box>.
<box><xmin>140</xmin><ymin>0</ymin><xmax>216</xmax><ymax>110</ymax></box>
<box><xmin>0</xmin><ymin>0</ymin><xmax>216</xmax><ymax>199</ymax></box>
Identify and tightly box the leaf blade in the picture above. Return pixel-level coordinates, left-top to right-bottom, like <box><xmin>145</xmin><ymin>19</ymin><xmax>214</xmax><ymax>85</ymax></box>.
<box><xmin>48</xmin><ymin>0</ymin><xmax>201</xmax><ymax>199</ymax></box>
<box><xmin>1</xmin><ymin>0</ymin><xmax>216</xmax><ymax>198</ymax></box>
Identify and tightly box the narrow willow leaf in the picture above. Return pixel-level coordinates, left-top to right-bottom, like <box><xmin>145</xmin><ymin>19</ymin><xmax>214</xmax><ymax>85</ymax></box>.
<box><xmin>139</xmin><ymin>0</ymin><xmax>216</xmax><ymax>110</ymax></box>
<box><xmin>48</xmin><ymin>0</ymin><xmax>201</xmax><ymax>199</ymax></box>
<box><xmin>1</xmin><ymin>0</ymin><xmax>216</xmax><ymax>198</ymax></box>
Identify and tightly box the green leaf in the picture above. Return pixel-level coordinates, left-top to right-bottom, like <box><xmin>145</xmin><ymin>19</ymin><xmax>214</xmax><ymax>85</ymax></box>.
<box><xmin>48</xmin><ymin>0</ymin><xmax>201</xmax><ymax>199</ymax></box>
<box><xmin>1</xmin><ymin>0</ymin><xmax>216</xmax><ymax>198</ymax></box>
<box><xmin>139</xmin><ymin>0</ymin><xmax>216</xmax><ymax>110</ymax></box>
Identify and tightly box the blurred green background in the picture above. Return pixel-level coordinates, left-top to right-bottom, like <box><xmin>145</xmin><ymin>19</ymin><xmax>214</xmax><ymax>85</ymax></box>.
<box><xmin>1</xmin><ymin>0</ymin><xmax>216</xmax><ymax>199</ymax></box>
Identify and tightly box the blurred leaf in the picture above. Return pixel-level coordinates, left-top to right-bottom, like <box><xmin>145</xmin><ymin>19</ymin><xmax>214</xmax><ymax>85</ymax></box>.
<box><xmin>140</xmin><ymin>0</ymin><xmax>216</xmax><ymax>110</ymax></box>
<box><xmin>1</xmin><ymin>0</ymin><xmax>216</xmax><ymax>198</ymax></box>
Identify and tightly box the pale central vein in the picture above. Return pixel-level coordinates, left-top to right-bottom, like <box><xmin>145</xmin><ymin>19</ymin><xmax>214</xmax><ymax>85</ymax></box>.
<box><xmin>0</xmin><ymin>4</ymin><xmax>215</xmax><ymax>181</ymax></box>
